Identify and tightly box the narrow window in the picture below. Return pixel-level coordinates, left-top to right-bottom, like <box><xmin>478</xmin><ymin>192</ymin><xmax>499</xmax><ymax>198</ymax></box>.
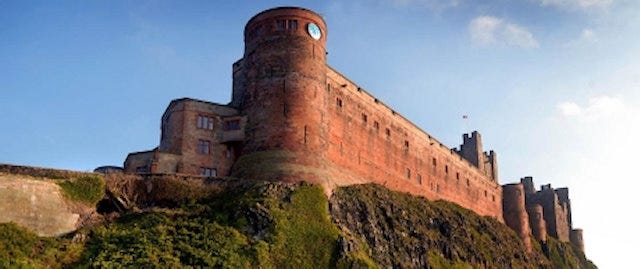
<box><xmin>404</xmin><ymin>140</ymin><xmax>409</xmax><ymax>150</ymax></box>
<box><xmin>417</xmin><ymin>174</ymin><xmax>422</xmax><ymax>184</ymax></box>
<box><xmin>385</xmin><ymin>128</ymin><xmax>391</xmax><ymax>137</ymax></box>
<box><xmin>276</xmin><ymin>20</ymin><xmax>286</xmax><ymax>30</ymax></box>
<box><xmin>445</xmin><ymin>165</ymin><xmax>449</xmax><ymax>174</ymax></box>
<box><xmin>456</xmin><ymin>172</ymin><xmax>460</xmax><ymax>180</ymax></box>
<box><xmin>327</xmin><ymin>83</ymin><xmax>331</xmax><ymax>92</ymax></box>
<box><xmin>197</xmin><ymin>139</ymin><xmax>210</xmax><ymax>155</ymax></box>
<box><xmin>225</xmin><ymin>146</ymin><xmax>232</xmax><ymax>159</ymax></box>
<box><xmin>492</xmin><ymin>195</ymin><xmax>496</xmax><ymax>202</ymax></box>
<box><xmin>406</xmin><ymin>168</ymin><xmax>411</xmax><ymax>179</ymax></box>
<box><xmin>373</xmin><ymin>121</ymin><xmax>379</xmax><ymax>130</ymax></box>
<box><xmin>484</xmin><ymin>190</ymin><xmax>488</xmax><ymax>197</ymax></box>
<box><xmin>432</xmin><ymin>158</ymin><xmax>437</xmax><ymax>167</ymax></box>
<box><xmin>288</xmin><ymin>20</ymin><xmax>298</xmax><ymax>30</ymax></box>
<box><xmin>336</xmin><ymin>98</ymin><xmax>343</xmax><ymax>107</ymax></box>
<box><xmin>466</xmin><ymin>178</ymin><xmax>470</xmax><ymax>187</ymax></box>
<box><xmin>362</xmin><ymin>113</ymin><xmax>368</xmax><ymax>123</ymax></box>
<box><xmin>224</xmin><ymin>119</ymin><xmax>240</xmax><ymax>131</ymax></box>
<box><xmin>136</xmin><ymin>166</ymin><xmax>149</xmax><ymax>174</ymax></box>
<box><xmin>200</xmin><ymin>167</ymin><xmax>217</xmax><ymax>177</ymax></box>
<box><xmin>197</xmin><ymin>115</ymin><xmax>214</xmax><ymax>130</ymax></box>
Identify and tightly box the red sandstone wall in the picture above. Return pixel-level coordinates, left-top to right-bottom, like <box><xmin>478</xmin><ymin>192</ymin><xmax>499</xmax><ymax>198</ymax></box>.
<box><xmin>324</xmin><ymin>67</ymin><xmax>502</xmax><ymax>220</ymax></box>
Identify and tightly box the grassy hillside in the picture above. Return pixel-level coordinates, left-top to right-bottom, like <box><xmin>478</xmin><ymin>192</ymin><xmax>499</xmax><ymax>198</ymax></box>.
<box><xmin>0</xmin><ymin>179</ymin><xmax>596</xmax><ymax>268</ymax></box>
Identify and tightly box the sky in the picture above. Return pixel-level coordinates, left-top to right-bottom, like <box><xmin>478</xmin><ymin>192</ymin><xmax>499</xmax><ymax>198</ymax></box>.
<box><xmin>1</xmin><ymin>0</ymin><xmax>638</xmax><ymax>267</ymax></box>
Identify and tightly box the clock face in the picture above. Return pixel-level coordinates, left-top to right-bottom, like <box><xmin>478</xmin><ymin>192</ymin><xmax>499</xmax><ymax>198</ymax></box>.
<box><xmin>307</xmin><ymin>23</ymin><xmax>322</xmax><ymax>40</ymax></box>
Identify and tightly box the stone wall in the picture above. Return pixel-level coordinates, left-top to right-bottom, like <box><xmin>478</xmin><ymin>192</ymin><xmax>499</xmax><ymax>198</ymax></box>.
<box><xmin>323</xmin><ymin>67</ymin><xmax>503</xmax><ymax>219</ymax></box>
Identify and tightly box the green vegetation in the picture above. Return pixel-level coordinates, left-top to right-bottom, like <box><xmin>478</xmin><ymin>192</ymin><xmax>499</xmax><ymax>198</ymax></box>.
<box><xmin>57</xmin><ymin>175</ymin><xmax>105</xmax><ymax>204</ymax></box>
<box><xmin>330</xmin><ymin>184</ymin><xmax>547</xmax><ymax>268</ymax></box>
<box><xmin>546</xmin><ymin>237</ymin><xmax>598</xmax><ymax>269</ymax></box>
<box><xmin>0</xmin><ymin>223</ymin><xmax>82</xmax><ymax>268</ymax></box>
<box><xmin>79</xmin><ymin>182</ymin><xmax>341</xmax><ymax>268</ymax></box>
<box><xmin>0</xmin><ymin>180</ymin><xmax>597</xmax><ymax>268</ymax></box>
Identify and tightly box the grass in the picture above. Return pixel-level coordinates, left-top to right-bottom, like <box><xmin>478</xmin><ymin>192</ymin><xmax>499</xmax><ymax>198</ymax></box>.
<box><xmin>57</xmin><ymin>175</ymin><xmax>105</xmax><ymax>204</ymax></box>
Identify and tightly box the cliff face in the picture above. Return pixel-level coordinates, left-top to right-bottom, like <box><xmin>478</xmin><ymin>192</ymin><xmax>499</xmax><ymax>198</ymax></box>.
<box><xmin>0</xmin><ymin>173</ymin><xmax>596</xmax><ymax>268</ymax></box>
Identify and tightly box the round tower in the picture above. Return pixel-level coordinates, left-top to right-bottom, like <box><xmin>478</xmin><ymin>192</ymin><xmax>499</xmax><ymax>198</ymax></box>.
<box><xmin>570</xmin><ymin>229</ymin><xmax>585</xmax><ymax>253</ymax></box>
<box><xmin>502</xmin><ymin>183</ymin><xmax>532</xmax><ymax>253</ymax></box>
<box><xmin>231</xmin><ymin>7</ymin><xmax>329</xmax><ymax>183</ymax></box>
<box><xmin>527</xmin><ymin>204</ymin><xmax>547</xmax><ymax>242</ymax></box>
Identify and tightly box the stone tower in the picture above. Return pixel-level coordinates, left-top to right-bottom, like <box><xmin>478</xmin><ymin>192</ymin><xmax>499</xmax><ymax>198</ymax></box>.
<box><xmin>230</xmin><ymin>7</ymin><xmax>329</xmax><ymax>183</ymax></box>
<box><xmin>502</xmin><ymin>183</ymin><xmax>532</xmax><ymax>252</ymax></box>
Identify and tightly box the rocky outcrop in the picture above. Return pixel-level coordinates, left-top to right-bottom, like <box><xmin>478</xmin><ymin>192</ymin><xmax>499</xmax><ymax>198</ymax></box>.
<box><xmin>0</xmin><ymin>173</ymin><xmax>85</xmax><ymax>236</ymax></box>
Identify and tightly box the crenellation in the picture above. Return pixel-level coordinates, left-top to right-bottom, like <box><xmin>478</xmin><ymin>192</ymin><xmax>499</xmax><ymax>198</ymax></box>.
<box><xmin>120</xmin><ymin>6</ymin><xmax>585</xmax><ymax>254</ymax></box>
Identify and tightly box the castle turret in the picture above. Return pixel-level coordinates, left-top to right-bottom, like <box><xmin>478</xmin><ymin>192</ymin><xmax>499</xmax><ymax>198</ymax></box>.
<box><xmin>570</xmin><ymin>229</ymin><xmax>585</xmax><ymax>253</ymax></box>
<box><xmin>230</xmin><ymin>7</ymin><xmax>330</xmax><ymax>184</ymax></box>
<box><xmin>502</xmin><ymin>183</ymin><xmax>532</xmax><ymax>252</ymax></box>
<box><xmin>527</xmin><ymin>204</ymin><xmax>547</xmax><ymax>242</ymax></box>
<box><xmin>457</xmin><ymin>131</ymin><xmax>498</xmax><ymax>181</ymax></box>
<box><xmin>521</xmin><ymin>176</ymin><xmax>535</xmax><ymax>194</ymax></box>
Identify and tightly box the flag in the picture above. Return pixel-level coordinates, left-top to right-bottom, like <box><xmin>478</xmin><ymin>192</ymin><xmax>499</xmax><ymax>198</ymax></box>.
<box><xmin>462</xmin><ymin>115</ymin><xmax>469</xmax><ymax>119</ymax></box>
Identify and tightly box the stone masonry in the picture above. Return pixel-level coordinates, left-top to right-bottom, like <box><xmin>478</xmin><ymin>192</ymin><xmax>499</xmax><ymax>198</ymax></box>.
<box><xmin>123</xmin><ymin>6</ymin><xmax>585</xmax><ymax>253</ymax></box>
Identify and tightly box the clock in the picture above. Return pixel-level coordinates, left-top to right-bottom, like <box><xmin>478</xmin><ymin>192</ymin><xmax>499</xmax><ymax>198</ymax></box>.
<box><xmin>307</xmin><ymin>23</ymin><xmax>322</xmax><ymax>40</ymax></box>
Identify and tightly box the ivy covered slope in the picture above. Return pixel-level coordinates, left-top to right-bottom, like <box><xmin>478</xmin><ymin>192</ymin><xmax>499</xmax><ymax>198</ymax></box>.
<box><xmin>0</xmin><ymin>179</ymin><xmax>596</xmax><ymax>268</ymax></box>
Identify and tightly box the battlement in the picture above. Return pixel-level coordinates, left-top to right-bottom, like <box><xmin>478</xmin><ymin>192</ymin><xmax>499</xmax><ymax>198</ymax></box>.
<box><xmin>502</xmin><ymin>177</ymin><xmax>584</xmax><ymax>251</ymax></box>
<box><xmin>119</xmin><ymin>6</ymin><xmax>585</xmax><ymax>254</ymax></box>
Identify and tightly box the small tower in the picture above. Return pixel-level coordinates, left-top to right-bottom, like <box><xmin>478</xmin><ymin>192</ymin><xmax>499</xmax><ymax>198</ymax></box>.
<box><xmin>457</xmin><ymin>131</ymin><xmax>498</xmax><ymax>181</ymax></box>
<box><xmin>230</xmin><ymin>7</ymin><xmax>330</xmax><ymax>183</ymax></box>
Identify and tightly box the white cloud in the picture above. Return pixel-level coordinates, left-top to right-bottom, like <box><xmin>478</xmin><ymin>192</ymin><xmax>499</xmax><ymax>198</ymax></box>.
<box><xmin>469</xmin><ymin>16</ymin><xmax>539</xmax><ymax>48</ymax></box>
<box><xmin>557</xmin><ymin>95</ymin><xmax>627</xmax><ymax>121</ymax></box>
<box><xmin>557</xmin><ymin>101</ymin><xmax>582</xmax><ymax>116</ymax></box>
<box><xmin>536</xmin><ymin>0</ymin><xmax>613</xmax><ymax>9</ymax></box>
<box><xmin>564</xmin><ymin>28</ymin><xmax>598</xmax><ymax>47</ymax></box>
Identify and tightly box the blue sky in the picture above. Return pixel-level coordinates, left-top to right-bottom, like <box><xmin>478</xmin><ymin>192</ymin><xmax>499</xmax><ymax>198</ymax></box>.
<box><xmin>1</xmin><ymin>0</ymin><xmax>638</xmax><ymax>267</ymax></box>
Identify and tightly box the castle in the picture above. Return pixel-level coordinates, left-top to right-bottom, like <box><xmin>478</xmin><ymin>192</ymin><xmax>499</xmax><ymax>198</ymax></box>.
<box><xmin>122</xmin><ymin>7</ymin><xmax>584</xmax><ymax>253</ymax></box>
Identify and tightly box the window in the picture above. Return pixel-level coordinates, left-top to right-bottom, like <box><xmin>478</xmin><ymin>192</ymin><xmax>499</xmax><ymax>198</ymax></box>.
<box><xmin>225</xmin><ymin>119</ymin><xmax>240</xmax><ymax>131</ymax></box>
<box><xmin>362</xmin><ymin>113</ymin><xmax>368</xmax><ymax>123</ymax></box>
<box><xmin>432</xmin><ymin>158</ymin><xmax>437</xmax><ymax>167</ymax></box>
<box><xmin>288</xmin><ymin>20</ymin><xmax>298</xmax><ymax>30</ymax></box>
<box><xmin>197</xmin><ymin>115</ymin><xmax>214</xmax><ymax>130</ymax></box>
<box><xmin>406</xmin><ymin>168</ymin><xmax>411</xmax><ymax>179</ymax></box>
<box><xmin>200</xmin><ymin>167</ymin><xmax>217</xmax><ymax>177</ymax></box>
<box><xmin>385</xmin><ymin>128</ymin><xmax>391</xmax><ymax>137</ymax></box>
<box><xmin>404</xmin><ymin>140</ymin><xmax>409</xmax><ymax>150</ymax></box>
<box><xmin>336</xmin><ymin>98</ymin><xmax>343</xmax><ymax>107</ymax></box>
<box><xmin>276</xmin><ymin>20</ymin><xmax>286</xmax><ymax>30</ymax></box>
<box><xmin>373</xmin><ymin>121</ymin><xmax>379</xmax><ymax>130</ymax></box>
<box><xmin>417</xmin><ymin>174</ymin><xmax>422</xmax><ymax>184</ymax></box>
<box><xmin>466</xmin><ymin>178</ymin><xmax>470</xmax><ymax>187</ymax></box>
<box><xmin>445</xmin><ymin>165</ymin><xmax>449</xmax><ymax>174</ymax></box>
<box><xmin>484</xmin><ymin>190</ymin><xmax>488</xmax><ymax>197</ymax></box>
<box><xmin>456</xmin><ymin>172</ymin><xmax>460</xmax><ymax>180</ymax></box>
<box><xmin>197</xmin><ymin>139</ymin><xmax>210</xmax><ymax>154</ymax></box>
<box><xmin>136</xmin><ymin>166</ymin><xmax>149</xmax><ymax>173</ymax></box>
<box><xmin>492</xmin><ymin>195</ymin><xmax>496</xmax><ymax>202</ymax></box>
